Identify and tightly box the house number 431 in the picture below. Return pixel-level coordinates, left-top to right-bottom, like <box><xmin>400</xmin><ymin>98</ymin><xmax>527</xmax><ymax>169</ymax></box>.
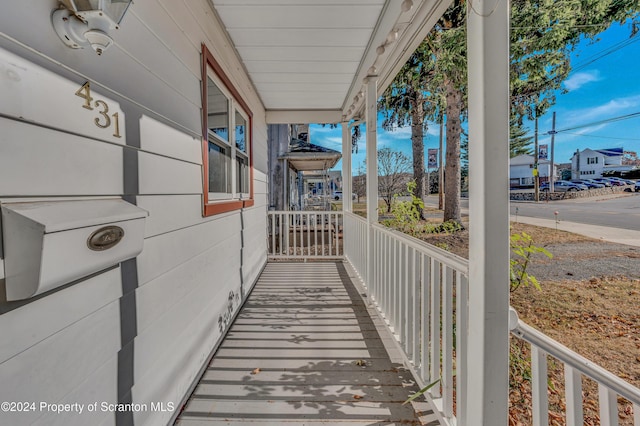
<box><xmin>75</xmin><ymin>81</ymin><xmax>122</xmax><ymax>138</ymax></box>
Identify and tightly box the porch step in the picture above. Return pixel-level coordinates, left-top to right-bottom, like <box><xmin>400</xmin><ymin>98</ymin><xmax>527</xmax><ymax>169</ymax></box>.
<box><xmin>175</xmin><ymin>262</ymin><xmax>439</xmax><ymax>426</ymax></box>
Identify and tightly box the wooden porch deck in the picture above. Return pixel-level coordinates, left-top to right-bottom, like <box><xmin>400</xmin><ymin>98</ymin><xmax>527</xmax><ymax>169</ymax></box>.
<box><xmin>175</xmin><ymin>261</ymin><xmax>440</xmax><ymax>425</ymax></box>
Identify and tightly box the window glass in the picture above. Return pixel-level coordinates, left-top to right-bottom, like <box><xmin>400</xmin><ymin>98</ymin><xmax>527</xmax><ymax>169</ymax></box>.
<box><xmin>209</xmin><ymin>142</ymin><xmax>231</xmax><ymax>193</ymax></box>
<box><xmin>235</xmin><ymin>110</ymin><xmax>247</xmax><ymax>152</ymax></box>
<box><xmin>207</xmin><ymin>76</ymin><xmax>229</xmax><ymax>142</ymax></box>
<box><xmin>236</xmin><ymin>154</ymin><xmax>249</xmax><ymax>194</ymax></box>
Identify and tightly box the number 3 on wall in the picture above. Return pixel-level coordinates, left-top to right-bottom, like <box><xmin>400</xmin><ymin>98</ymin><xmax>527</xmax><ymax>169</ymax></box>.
<box><xmin>75</xmin><ymin>81</ymin><xmax>122</xmax><ymax>138</ymax></box>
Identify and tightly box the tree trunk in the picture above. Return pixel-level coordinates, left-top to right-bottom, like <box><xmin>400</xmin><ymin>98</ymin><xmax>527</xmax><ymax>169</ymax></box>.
<box><xmin>444</xmin><ymin>80</ymin><xmax>462</xmax><ymax>224</ymax></box>
<box><xmin>410</xmin><ymin>102</ymin><xmax>426</xmax><ymax>218</ymax></box>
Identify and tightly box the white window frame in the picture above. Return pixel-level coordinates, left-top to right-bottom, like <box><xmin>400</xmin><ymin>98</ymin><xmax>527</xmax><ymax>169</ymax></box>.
<box><xmin>205</xmin><ymin>70</ymin><xmax>251</xmax><ymax>201</ymax></box>
<box><xmin>234</xmin><ymin>106</ymin><xmax>250</xmax><ymax>198</ymax></box>
<box><xmin>201</xmin><ymin>43</ymin><xmax>254</xmax><ymax>217</ymax></box>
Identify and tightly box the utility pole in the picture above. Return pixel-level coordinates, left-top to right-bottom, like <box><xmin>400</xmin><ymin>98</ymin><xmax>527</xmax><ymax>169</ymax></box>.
<box><xmin>549</xmin><ymin>112</ymin><xmax>556</xmax><ymax>193</ymax></box>
<box><xmin>534</xmin><ymin>116</ymin><xmax>539</xmax><ymax>202</ymax></box>
<box><xmin>438</xmin><ymin>118</ymin><xmax>444</xmax><ymax>210</ymax></box>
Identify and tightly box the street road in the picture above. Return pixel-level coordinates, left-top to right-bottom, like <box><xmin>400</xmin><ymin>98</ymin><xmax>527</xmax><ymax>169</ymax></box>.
<box><xmin>510</xmin><ymin>193</ymin><xmax>640</xmax><ymax>231</ymax></box>
<box><xmin>425</xmin><ymin>193</ymin><xmax>640</xmax><ymax>231</ymax></box>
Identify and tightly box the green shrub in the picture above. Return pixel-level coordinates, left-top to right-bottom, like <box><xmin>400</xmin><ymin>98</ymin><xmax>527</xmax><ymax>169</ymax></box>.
<box><xmin>381</xmin><ymin>181</ymin><xmax>424</xmax><ymax>236</ymax></box>
<box><xmin>510</xmin><ymin>231</ymin><xmax>552</xmax><ymax>293</ymax></box>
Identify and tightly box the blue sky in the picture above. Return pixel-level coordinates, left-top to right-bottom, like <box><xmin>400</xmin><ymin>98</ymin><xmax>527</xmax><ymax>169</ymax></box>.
<box><xmin>309</xmin><ymin>21</ymin><xmax>640</xmax><ymax>172</ymax></box>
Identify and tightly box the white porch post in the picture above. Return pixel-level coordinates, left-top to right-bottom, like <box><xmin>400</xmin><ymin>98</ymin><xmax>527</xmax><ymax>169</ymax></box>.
<box><xmin>342</xmin><ymin>122</ymin><xmax>353</xmax><ymax>213</ymax></box>
<box><xmin>365</xmin><ymin>74</ymin><xmax>378</xmax><ymax>284</ymax></box>
<box><xmin>283</xmin><ymin>158</ymin><xmax>289</xmax><ymax>211</ymax></box>
<box><xmin>466</xmin><ymin>0</ymin><xmax>510</xmax><ymax>425</ymax></box>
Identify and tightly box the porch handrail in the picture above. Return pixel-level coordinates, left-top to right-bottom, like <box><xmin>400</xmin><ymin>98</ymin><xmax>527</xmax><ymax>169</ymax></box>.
<box><xmin>371</xmin><ymin>222</ymin><xmax>469</xmax><ymax>274</ymax></box>
<box><xmin>343</xmin><ymin>211</ymin><xmax>640</xmax><ymax>426</ymax></box>
<box><xmin>510</xmin><ymin>308</ymin><xmax>640</xmax><ymax>425</ymax></box>
<box><xmin>344</xmin><ymin>211</ymin><xmax>469</xmax><ymax>426</ymax></box>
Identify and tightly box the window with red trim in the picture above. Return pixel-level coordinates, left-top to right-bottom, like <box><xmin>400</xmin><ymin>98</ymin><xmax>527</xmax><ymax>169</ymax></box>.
<box><xmin>201</xmin><ymin>44</ymin><xmax>254</xmax><ymax>216</ymax></box>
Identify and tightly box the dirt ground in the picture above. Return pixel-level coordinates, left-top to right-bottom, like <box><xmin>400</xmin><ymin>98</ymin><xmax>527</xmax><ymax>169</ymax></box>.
<box><xmin>416</xmin><ymin>221</ymin><xmax>640</xmax><ymax>425</ymax></box>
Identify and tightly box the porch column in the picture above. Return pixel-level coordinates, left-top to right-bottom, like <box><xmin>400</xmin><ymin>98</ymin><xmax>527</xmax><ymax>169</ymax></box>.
<box><xmin>283</xmin><ymin>159</ymin><xmax>289</xmax><ymax>210</ymax></box>
<box><xmin>365</xmin><ymin>74</ymin><xmax>378</xmax><ymax>284</ymax></box>
<box><xmin>342</xmin><ymin>122</ymin><xmax>353</xmax><ymax>213</ymax></box>
<box><xmin>466</xmin><ymin>0</ymin><xmax>510</xmax><ymax>425</ymax></box>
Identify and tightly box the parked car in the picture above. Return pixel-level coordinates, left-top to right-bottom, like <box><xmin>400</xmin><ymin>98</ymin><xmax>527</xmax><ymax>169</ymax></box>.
<box><xmin>605</xmin><ymin>178</ymin><xmax>625</xmax><ymax>186</ymax></box>
<box><xmin>592</xmin><ymin>178</ymin><xmax>613</xmax><ymax>187</ymax></box>
<box><xmin>570</xmin><ymin>179</ymin><xmax>604</xmax><ymax>189</ymax></box>
<box><xmin>581</xmin><ymin>179</ymin><xmax>607</xmax><ymax>188</ymax></box>
<box><xmin>635</xmin><ymin>181</ymin><xmax>640</xmax><ymax>192</ymax></box>
<box><xmin>540</xmin><ymin>180</ymin><xmax>587</xmax><ymax>192</ymax></box>
<box><xmin>607</xmin><ymin>177</ymin><xmax>634</xmax><ymax>185</ymax></box>
<box><xmin>332</xmin><ymin>191</ymin><xmax>356</xmax><ymax>200</ymax></box>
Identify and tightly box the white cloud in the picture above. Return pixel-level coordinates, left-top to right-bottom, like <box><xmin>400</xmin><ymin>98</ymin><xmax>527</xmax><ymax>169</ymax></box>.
<box><xmin>563</xmin><ymin>70</ymin><xmax>602</xmax><ymax>91</ymax></box>
<box><xmin>381</xmin><ymin>124</ymin><xmax>439</xmax><ymax>139</ymax></box>
<box><xmin>563</xmin><ymin>94</ymin><xmax>640</xmax><ymax>128</ymax></box>
<box><xmin>318</xmin><ymin>136</ymin><xmax>342</xmax><ymax>148</ymax></box>
<box><xmin>310</xmin><ymin>125</ymin><xmax>340</xmax><ymax>134</ymax></box>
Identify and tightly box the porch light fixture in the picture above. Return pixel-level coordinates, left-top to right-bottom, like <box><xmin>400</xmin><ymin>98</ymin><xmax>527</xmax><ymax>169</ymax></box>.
<box><xmin>52</xmin><ymin>0</ymin><xmax>132</xmax><ymax>55</ymax></box>
<box><xmin>401</xmin><ymin>0</ymin><xmax>414</xmax><ymax>12</ymax></box>
<box><xmin>386</xmin><ymin>30</ymin><xmax>399</xmax><ymax>44</ymax></box>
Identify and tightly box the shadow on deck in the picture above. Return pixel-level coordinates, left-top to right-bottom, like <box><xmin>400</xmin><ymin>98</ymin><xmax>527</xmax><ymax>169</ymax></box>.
<box><xmin>175</xmin><ymin>261</ymin><xmax>440</xmax><ymax>425</ymax></box>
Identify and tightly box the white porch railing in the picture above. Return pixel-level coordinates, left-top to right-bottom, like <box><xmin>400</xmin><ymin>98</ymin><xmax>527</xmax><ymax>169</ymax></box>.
<box><xmin>510</xmin><ymin>310</ymin><xmax>640</xmax><ymax>426</ymax></box>
<box><xmin>343</xmin><ymin>211</ymin><xmax>640</xmax><ymax>426</ymax></box>
<box><xmin>344</xmin><ymin>212</ymin><xmax>469</xmax><ymax>426</ymax></box>
<box><xmin>267</xmin><ymin>211</ymin><xmax>343</xmax><ymax>259</ymax></box>
<box><xmin>343</xmin><ymin>212</ymin><xmax>368</xmax><ymax>280</ymax></box>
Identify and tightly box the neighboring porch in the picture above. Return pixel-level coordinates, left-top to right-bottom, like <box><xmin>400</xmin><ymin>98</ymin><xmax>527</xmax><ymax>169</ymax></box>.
<box><xmin>176</xmin><ymin>261</ymin><xmax>440</xmax><ymax>425</ymax></box>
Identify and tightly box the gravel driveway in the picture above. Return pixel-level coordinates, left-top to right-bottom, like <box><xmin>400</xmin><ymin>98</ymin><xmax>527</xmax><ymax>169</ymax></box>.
<box><xmin>527</xmin><ymin>241</ymin><xmax>640</xmax><ymax>281</ymax></box>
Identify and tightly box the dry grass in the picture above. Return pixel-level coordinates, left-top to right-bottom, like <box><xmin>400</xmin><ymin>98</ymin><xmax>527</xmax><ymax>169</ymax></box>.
<box><xmin>510</xmin><ymin>276</ymin><xmax>640</xmax><ymax>425</ymax></box>
<box><xmin>512</xmin><ymin>277</ymin><xmax>640</xmax><ymax>386</ymax></box>
<box><xmin>509</xmin><ymin>222</ymin><xmax>594</xmax><ymax>245</ymax></box>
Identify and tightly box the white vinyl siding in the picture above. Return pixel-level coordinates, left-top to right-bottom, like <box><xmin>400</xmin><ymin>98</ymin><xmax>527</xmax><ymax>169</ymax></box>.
<box><xmin>0</xmin><ymin>1</ymin><xmax>268</xmax><ymax>425</ymax></box>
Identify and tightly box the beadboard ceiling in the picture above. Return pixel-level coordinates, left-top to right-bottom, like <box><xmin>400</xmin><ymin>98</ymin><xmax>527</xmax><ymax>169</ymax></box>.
<box><xmin>210</xmin><ymin>0</ymin><xmax>450</xmax><ymax>123</ymax></box>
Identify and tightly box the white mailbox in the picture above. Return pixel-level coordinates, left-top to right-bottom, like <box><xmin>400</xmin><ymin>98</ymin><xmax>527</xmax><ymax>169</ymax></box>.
<box><xmin>1</xmin><ymin>199</ymin><xmax>147</xmax><ymax>301</ymax></box>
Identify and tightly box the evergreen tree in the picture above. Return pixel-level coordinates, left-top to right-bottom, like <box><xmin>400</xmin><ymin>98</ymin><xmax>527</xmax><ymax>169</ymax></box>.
<box><xmin>509</xmin><ymin>119</ymin><xmax>533</xmax><ymax>158</ymax></box>
<box><xmin>379</xmin><ymin>43</ymin><xmax>439</xmax><ymax>218</ymax></box>
<box><xmin>381</xmin><ymin>0</ymin><xmax>639</xmax><ymax>226</ymax></box>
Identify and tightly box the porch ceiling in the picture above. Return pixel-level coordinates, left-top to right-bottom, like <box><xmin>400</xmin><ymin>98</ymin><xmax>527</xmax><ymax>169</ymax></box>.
<box><xmin>210</xmin><ymin>0</ymin><xmax>451</xmax><ymax>123</ymax></box>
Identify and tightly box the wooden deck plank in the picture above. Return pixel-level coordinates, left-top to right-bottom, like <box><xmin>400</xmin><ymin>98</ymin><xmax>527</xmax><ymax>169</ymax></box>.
<box><xmin>232</xmin><ymin>319</ymin><xmax>365</xmax><ymax>326</ymax></box>
<box><xmin>190</xmin><ymin>383</ymin><xmax>418</xmax><ymax>401</ymax></box>
<box><xmin>206</xmin><ymin>358</ymin><xmax>398</xmax><ymax>371</ymax></box>
<box><xmin>219</xmin><ymin>339</ymin><xmax>383</xmax><ymax>349</ymax></box>
<box><xmin>228</xmin><ymin>325</ymin><xmax>367</xmax><ymax>332</ymax></box>
<box><xmin>224</xmin><ymin>331</ymin><xmax>381</xmax><ymax>340</ymax></box>
<box><xmin>178</xmin><ymin>400</ymin><xmax>430</xmax><ymax>425</ymax></box>
<box><xmin>197</xmin><ymin>369</ymin><xmax>418</xmax><ymax>384</ymax></box>
<box><xmin>175</xmin><ymin>262</ymin><xmax>438</xmax><ymax>425</ymax></box>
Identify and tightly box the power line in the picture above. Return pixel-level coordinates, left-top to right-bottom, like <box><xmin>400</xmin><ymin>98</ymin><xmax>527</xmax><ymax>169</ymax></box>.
<box><xmin>512</xmin><ymin>23</ymin><xmax>611</xmax><ymax>31</ymax></box>
<box><xmin>511</xmin><ymin>29</ymin><xmax>640</xmax><ymax>102</ymax></box>
<box><xmin>553</xmin><ymin>111</ymin><xmax>640</xmax><ymax>133</ymax></box>
<box><xmin>569</xmin><ymin>34</ymin><xmax>640</xmax><ymax>74</ymax></box>
<box><xmin>521</xmin><ymin>111</ymin><xmax>640</xmax><ymax>139</ymax></box>
<box><xmin>561</xmin><ymin>131</ymin><xmax>640</xmax><ymax>141</ymax></box>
